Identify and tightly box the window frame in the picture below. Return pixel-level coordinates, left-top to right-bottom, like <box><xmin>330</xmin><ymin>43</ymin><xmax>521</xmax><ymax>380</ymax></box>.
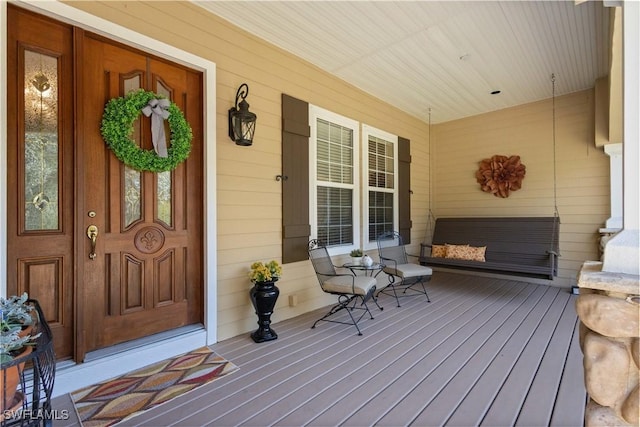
<box><xmin>309</xmin><ymin>105</ymin><xmax>360</xmax><ymax>257</ymax></box>
<box><xmin>362</xmin><ymin>125</ymin><xmax>399</xmax><ymax>250</ymax></box>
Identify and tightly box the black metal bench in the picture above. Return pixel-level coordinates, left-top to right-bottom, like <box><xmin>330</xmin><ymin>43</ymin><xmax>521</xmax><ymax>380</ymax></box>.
<box><xmin>419</xmin><ymin>217</ymin><xmax>559</xmax><ymax>280</ymax></box>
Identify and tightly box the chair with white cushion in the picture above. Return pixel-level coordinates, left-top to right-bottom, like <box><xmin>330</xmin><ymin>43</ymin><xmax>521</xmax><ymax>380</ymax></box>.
<box><xmin>308</xmin><ymin>239</ymin><xmax>379</xmax><ymax>336</ymax></box>
<box><xmin>377</xmin><ymin>231</ymin><xmax>432</xmax><ymax>307</ymax></box>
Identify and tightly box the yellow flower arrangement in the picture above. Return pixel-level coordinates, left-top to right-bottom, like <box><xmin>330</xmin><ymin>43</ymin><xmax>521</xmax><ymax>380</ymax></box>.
<box><xmin>249</xmin><ymin>260</ymin><xmax>282</xmax><ymax>283</ymax></box>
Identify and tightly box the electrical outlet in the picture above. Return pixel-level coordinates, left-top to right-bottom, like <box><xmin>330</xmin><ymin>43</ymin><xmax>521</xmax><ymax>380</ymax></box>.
<box><xmin>289</xmin><ymin>294</ymin><xmax>298</xmax><ymax>307</ymax></box>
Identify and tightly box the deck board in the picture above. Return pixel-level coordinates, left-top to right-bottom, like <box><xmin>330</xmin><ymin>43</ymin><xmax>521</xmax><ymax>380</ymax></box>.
<box><xmin>300</xmin><ymin>278</ymin><xmax>510</xmax><ymax>427</ymax></box>
<box><xmin>549</xmin><ymin>314</ymin><xmax>587</xmax><ymax>426</ymax></box>
<box><xmin>52</xmin><ymin>272</ymin><xmax>586</xmax><ymax>427</ymax></box>
<box><xmin>408</xmin><ymin>285</ymin><xmax>558</xmax><ymax>427</ymax></box>
<box><xmin>443</xmin><ymin>287</ymin><xmax>565</xmax><ymax>426</ymax></box>
<box><xmin>515</xmin><ymin>294</ymin><xmax>577</xmax><ymax>426</ymax></box>
<box><xmin>480</xmin><ymin>287</ymin><xmax>572</xmax><ymax>426</ymax></box>
<box><xmin>290</xmin><ymin>279</ymin><xmax>520</xmax><ymax>427</ymax></box>
<box><xmin>375</xmin><ymin>284</ymin><xmax>554</xmax><ymax>426</ymax></box>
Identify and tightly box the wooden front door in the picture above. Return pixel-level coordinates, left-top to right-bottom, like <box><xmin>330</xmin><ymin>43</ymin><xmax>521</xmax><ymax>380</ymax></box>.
<box><xmin>77</xmin><ymin>32</ymin><xmax>203</xmax><ymax>358</ymax></box>
<box><xmin>7</xmin><ymin>6</ymin><xmax>204</xmax><ymax>362</ymax></box>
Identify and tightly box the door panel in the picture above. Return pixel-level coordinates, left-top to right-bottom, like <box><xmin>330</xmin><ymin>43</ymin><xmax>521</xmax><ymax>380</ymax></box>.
<box><xmin>7</xmin><ymin>5</ymin><xmax>203</xmax><ymax>363</ymax></box>
<box><xmin>7</xmin><ymin>6</ymin><xmax>74</xmax><ymax>361</ymax></box>
<box><xmin>79</xmin><ymin>32</ymin><xmax>203</xmax><ymax>356</ymax></box>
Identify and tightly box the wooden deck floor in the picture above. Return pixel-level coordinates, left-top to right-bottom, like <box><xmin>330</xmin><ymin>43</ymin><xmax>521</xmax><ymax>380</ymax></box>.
<box><xmin>54</xmin><ymin>272</ymin><xmax>587</xmax><ymax>426</ymax></box>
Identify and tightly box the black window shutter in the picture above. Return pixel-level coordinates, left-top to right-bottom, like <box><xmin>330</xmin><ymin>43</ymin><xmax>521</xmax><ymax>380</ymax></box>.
<box><xmin>282</xmin><ymin>94</ymin><xmax>311</xmax><ymax>263</ymax></box>
<box><xmin>398</xmin><ymin>137</ymin><xmax>411</xmax><ymax>244</ymax></box>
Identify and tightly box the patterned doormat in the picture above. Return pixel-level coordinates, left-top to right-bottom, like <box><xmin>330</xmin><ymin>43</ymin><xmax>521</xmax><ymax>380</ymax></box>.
<box><xmin>70</xmin><ymin>347</ymin><xmax>238</xmax><ymax>427</ymax></box>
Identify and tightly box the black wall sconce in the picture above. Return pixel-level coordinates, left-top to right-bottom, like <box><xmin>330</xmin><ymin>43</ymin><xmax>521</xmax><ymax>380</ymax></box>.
<box><xmin>228</xmin><ymin>83</ymin><xmax>257</xmax><ymax>146</ymax></box>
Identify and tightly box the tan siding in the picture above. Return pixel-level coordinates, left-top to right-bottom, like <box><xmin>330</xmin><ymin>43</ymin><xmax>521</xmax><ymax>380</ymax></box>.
<box><xmin>65</xmin><ymin>1</ymin><xmax>608</xmax><ymax>341</ymax></box>
<box><xmin>432</xmin><ymin>90</ymin><xmax>609</xmax><ymax>286</ymax></box>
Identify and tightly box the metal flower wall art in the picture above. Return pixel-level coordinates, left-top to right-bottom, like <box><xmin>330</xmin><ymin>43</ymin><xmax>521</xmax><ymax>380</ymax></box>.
<box><xmin>475</xmin><ymin>155</ymin><xmax>526</xmax><ymax>198</ymax></box>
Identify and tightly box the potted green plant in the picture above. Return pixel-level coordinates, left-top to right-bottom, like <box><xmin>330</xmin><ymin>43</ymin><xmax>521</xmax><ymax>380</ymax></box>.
<box><xmin>0</xmin><ymin>330</ymin><xmax>38</xmax><ymax>363</ymax></box>
<box><xmin>1</xmin><ymin>293</ymin><xmax>37</xmax><ymax>338</ymax></box>
<box><xmin>248</xmin><ymin>260</ymin><xmax>282</xmax><ymax>343</ymax></box>
<box><xmin>350</xmin><ymin>249</ymin><xmax>364</xmax><ymax>265</ymax></box>
<box><xmin>1</xmin><ymin>293</ymin><xmax>41</xmax><ymax>412</ymax></box>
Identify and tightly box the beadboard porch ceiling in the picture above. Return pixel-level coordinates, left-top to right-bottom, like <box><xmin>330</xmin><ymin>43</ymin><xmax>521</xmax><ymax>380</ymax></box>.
<box><xmin>195</xmin><ymin>0</ymin><xmax>611</xmax><ymax>124</ymax></box>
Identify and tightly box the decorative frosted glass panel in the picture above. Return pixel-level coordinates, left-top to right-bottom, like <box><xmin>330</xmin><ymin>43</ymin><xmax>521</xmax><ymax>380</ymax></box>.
<box><xmin>123</xmin><ymin>75</ymin><xmax>142</xmax><ymax>228</ymax></box>
<box><xmin>24</xmin><ymin>50</ymin><xmax>59</xmax><ymax>231</ymax></box>
<box><xmin>124</xmin><ymin>169</ymin><xmax>142</xmax><ymax>227</ymax></box>
<box><xmin>157</xmin><ymin>172</ymin><xmax>171</xmax><ymax>225</ymax></box>
<box><xmin>155</xmin><ymin>80</ymin><xmax>172</xmax><ymax>225</ymax></box>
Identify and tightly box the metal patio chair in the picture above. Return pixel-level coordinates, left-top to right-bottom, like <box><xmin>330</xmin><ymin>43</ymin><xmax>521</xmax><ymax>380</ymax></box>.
<box><xmin>377</xmin><ymin>231</ymin><xmax>432</xmax><ymax>307</ymax></box>
<box><xmin>308</xmin><ymin>239</ymin><xmax>379</xmax><ymax>336</ymax></box>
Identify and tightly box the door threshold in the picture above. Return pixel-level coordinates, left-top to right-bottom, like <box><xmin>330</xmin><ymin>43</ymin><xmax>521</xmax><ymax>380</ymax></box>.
<box><xmin>53</xmin><ymin>325</ymin><xmax>207</xmax><ymax>397</ymax></box>
<box><xmin>83</xmin><ymin>324</ymin><xmax>204</xmax><ymax>362</ymax></box>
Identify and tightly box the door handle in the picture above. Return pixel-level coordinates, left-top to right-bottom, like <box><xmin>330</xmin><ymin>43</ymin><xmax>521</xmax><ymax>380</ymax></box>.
<box><xmin>87</xmin><ymin>225</ymin><xmax>99</xmax><ymax>260</ymax></box>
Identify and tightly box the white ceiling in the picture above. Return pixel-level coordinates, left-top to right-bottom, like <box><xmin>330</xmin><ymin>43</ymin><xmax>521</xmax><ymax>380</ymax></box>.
<box><xmin>196</xmin><ymin>1</ymin><xmax>610</xmax><ymax>124</ymax></box>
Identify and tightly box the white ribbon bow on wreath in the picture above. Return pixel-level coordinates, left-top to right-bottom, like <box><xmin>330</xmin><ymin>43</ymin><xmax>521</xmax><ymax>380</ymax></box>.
<box><xmin>141</xmin><ymin>98</ymin><xmax>171</xmax><ymax>158</ymax></box>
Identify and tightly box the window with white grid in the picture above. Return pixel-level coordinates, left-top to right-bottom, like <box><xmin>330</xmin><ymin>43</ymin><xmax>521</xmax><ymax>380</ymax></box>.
<box><xmin>363</xmin><ymin>125</ymin><xmax>398</xmax><ymax>248</ymax></box>
<box><xmin>309</xmin><ymin>106</ymin><xmax>360</xmax><ymax>254</ymax></box>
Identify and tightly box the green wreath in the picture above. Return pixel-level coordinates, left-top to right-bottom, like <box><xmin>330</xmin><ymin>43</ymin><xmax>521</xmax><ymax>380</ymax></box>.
<box><xmin>101</xmin><ymin>89</ymin><xmax>192</xmax><ymax>172</ymax></box>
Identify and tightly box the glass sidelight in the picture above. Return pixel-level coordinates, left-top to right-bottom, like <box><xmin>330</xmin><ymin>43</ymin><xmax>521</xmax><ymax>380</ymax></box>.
<box><xmin>23</xmin><ymin>50</ymin><xmax>59</xmax><ymax>231</ymax></box>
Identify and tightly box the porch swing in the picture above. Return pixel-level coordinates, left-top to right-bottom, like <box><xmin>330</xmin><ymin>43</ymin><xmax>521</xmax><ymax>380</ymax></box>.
<box><xmin>419</xmin><ymin>75</ymin><xmax>561</xmax><ymax>280</ymax></box>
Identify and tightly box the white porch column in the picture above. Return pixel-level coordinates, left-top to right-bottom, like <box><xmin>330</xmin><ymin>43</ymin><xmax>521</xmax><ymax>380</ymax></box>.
<box><xmin>602</xmin><ymin>1</ymin><xmax>640</xmax><ymax>275</ymax></box>
<box><xmin>599</xmin><ymin>143</ymin><xmax>623</xmax><ymax>259</ymax></box>
<box><xmin>604</xmin><ymin>143</ymin><xmax>623</xmax><ymax>229</ymax></box>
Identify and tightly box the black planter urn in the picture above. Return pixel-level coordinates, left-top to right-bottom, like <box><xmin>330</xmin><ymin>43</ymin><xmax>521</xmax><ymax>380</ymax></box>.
<box><xmin>249</xmin><ymin>279</ymin><xmax>280</xmax><ymax>343</ymax></box>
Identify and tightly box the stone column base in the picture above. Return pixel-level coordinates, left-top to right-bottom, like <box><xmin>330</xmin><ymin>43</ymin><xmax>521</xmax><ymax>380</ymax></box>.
<box><xmin>577</xmin><ymin>261</ymin><xmax>640</xmax><ymax>426</ymax></box>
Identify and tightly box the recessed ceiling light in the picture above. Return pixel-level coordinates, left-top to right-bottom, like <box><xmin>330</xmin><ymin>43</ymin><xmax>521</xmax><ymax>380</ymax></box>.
<box><xmin>490</xmin><ymin>90</ymin><xmax>501</xmax><ymax>95</ymax></box>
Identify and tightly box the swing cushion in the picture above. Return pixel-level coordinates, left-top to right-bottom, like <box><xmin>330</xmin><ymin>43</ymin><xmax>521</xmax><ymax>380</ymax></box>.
<box><xmin>431</xmin><ymin>244</ymin><xmax>447</xmax><ymax>257</ymax></box>
<box><xmin>444</xmin><ymin>244</ymin><xmax>486</xmax><ymax>262</ymax></box>
<box><xmin>420</xmin><ymin>217</ymin><xmax>559</xmax><ymax>280</ymax></box>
